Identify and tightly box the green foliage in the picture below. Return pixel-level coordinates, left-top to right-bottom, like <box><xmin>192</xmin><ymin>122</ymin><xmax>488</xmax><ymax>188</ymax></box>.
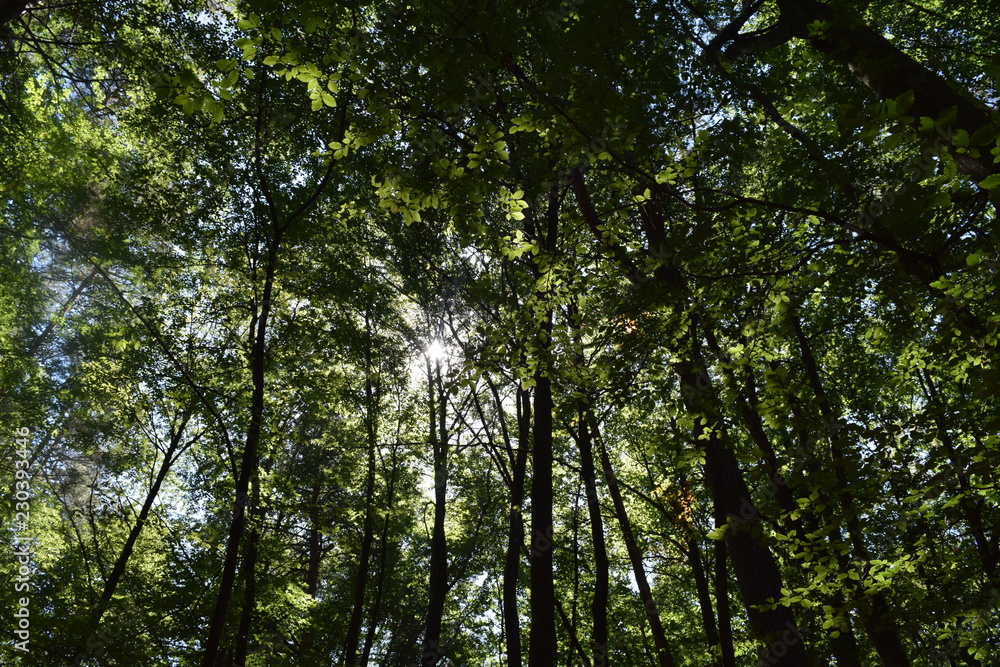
<box><xmin>2</xmin><ymin>0</ymin><xmax>998</xmax><ymax>664</ymax></box>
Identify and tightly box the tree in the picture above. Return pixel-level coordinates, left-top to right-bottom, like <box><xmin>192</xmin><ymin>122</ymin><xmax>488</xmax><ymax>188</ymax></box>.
<box><xmin>5</xmin><ymin>1</ymin><xmax>999</xmax><ymax>665</ymax></box>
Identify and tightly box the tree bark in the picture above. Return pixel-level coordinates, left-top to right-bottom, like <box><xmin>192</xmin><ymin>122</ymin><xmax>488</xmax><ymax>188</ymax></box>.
<box><xmin>0</xmin><ymin>0</ymin><xmax>28</xmax><ymax>31</ymax></box>
<box><xmin>503</xmin><ymin>386</ymin><xmax>530</xmax><ymax>667</ymax></box>
<box><xmin>298</xmin><ymin>481</ymin><xmax>323</xmax><ymax>662</ymax></box>
<box><xmin>345</xmin><ymin>429</ymin><xmax>377</xmax><ymax>665</ymax></box>
<box><xmin>362</xmin><ymin>446</ymin><xmax>401</xmax><ymax>666</ymax></box>
<box><xmin>422</xmin><ymin>355</ymin><xmax>448</xmax><ymax>666</ymax></box>
<box><xmin>709</xmin><ymin>341</ymin><xmax>864</xmax><ymax>666</ymax></box>
<box><xmin>346</xmin><ymin>326</ymin><xmax>380</xmax><ymax>667</ymax></box>
<box><xmin>575</xmin><ymin>405</ymin><xmax>610</xmax><ymax>667</ymax></box>
<box><xmin>724</xmin><ymin>0</ymin><xmax>998</xmax><ymax>181</ymax></box>
<box><xmin>528</xmin><ymin>369</ymin><xmax>557</xmax><ymax>667</ymax></box>
<box><xmin>592</xmin><ymin>417</ymin><xmax>676</xmax><ymax>667</ymax></box>
<box><xmin>713</xmin><ymin>528</ymin><xmax>737</xmax><ymax>667</ymax></box>
<box><xmin>920</xmin><ymin>370</ymin><xmax>998</xmax><ymax>582</ymax></box>
<box><xmin>70</xmin><ymin>412</ymin><xmax>192</xmax><ymax>664</ymax></box>
<box><xmin>570</xmin><ymin>167</ymin><xmax>810</xmax><ymax>665</ymax></box>
<box><xmin>791</xmin><ymin>313</ymin><xmax>911</xmax><ymax>666</ymax></box>
<box><xmin>234</xmin><ymin>477</ymin><xmax>261</xmax><ymax>667</ymax></box>
<box><xmin>687</xmin><ymin>538</ymin><xmax>721</xmax><ymax>664</ymax></box>
<box><xmin>202</xmin><ymin>246</ymin><xmax>279</xmax><ymax>667</ymax></box>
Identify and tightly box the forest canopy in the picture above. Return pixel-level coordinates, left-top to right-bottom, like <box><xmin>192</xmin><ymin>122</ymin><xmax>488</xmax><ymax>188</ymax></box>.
<box><xmin>1</xmin><ymin>0</ymin><xmax>998</xmax><ymax>665</ymax></box>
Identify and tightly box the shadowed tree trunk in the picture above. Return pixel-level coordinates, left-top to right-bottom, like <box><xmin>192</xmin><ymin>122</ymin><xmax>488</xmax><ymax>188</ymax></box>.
<box><xmin>423</xmin><ymin>352</ymin><xmax>448</xmax><ymax>666</ymax></box>
<box><xmin>528</xmin><ymin>368</ymin><xmax>556</xmax><ymax>667</ymax></box>
<box><xmin>689</xmin><ymin>536</ymin><xmax>721</xmax><ymax>664</ymax></box>
<box><xmin>362</xmin><ymin>445</ymin><xmax>401</xmax><ymax>666</ymax></box>
<box><xmin>718</xmin><ymin>0</ymin><xmax>998</xmax><ymax>181</ymax></box>
<box><xmin>234</xmin><ymin>480</ymin><xmax>261</xmax><ymax>667</ymax></box>
<box><xmin>526</xmin><ymin>182</ymin><xmax>559</xmax><ymax>667</ymax></box>
<box><xmin>202</xmin><ymin>248</ymin><xmax>280</xmax><ymax>667</ymax></box>
<box><xmin>570</xmin><ymin>167</ymin><xmax>810</xmax><ymax>665</ymax></box>
<box><xmin>346</xmin><ymin>313</ymin><xmax>381</xmax><ymax>667</ymax></box>
<box><xmin>0</xmin><ymin>0</ymin><xmax>28</xmax><ymax>31</ymax></box>
<box><xmin>70</xmin><ymin>411</ymin><xmax>194</xmax><ymax>664</ymax></box>
<box><xmin>705</xmin><ymin>335</ymin><xmax>864</xmax><ymax>666</ymax></box>
<box><xmin>574</xmin><ymin>404</ymin><xmax>609</xmax><ymax>667</ymax></box>
<box><xmin>503</xmin><ymin>386</ymin><xmax>530</xmax><ymax>667</ymax></box>
<box><xmin>713</xmin><ymin>522</ymin><xmax>737</xmax><ymax>667</ymax></box>
<box><xmin>791</xmin><ymin>313</ymin><xmax>911</xmax><ymax>667</ymax></box>
<box><xmin>591</xmin><ymin>415</ymin><xmax>675</xmax><ymax>667</ymax></box>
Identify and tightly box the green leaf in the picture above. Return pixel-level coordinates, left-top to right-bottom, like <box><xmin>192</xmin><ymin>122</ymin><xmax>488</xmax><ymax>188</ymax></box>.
<box><xmin>978</xmin><ymin>174</ymin><xmax>1000</xmax><ymax>190</ymax></box>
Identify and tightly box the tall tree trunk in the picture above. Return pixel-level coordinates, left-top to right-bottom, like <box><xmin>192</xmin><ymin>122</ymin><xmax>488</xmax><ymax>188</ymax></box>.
<box><xmin>528</xmin><ymin>369</ymin><xmax>557</xmax><ymax>667</ymax></box>
<box><xmin>575</xmin><ymin>404</ymin><xmax>609</xmax><ymax>667</ymax></box>
<box><xmin>791</xmin><ymin>313</ymin><xmax>911</xmax><ymax>667</ymax></box>
<box><xmin>694</xmin><ymin>391</ymin><xmax>809</xmax><ymax>666</ymax></box>
<box><xmin>591</xmin><ymin>417</ymin><xmax>676</xmax><ymax>667</ymax></box>
<box><xmin>362</xmin><ymin>447</ymin><xmax>400</xmax><ymax>667</ymax></box>
<box><xmin>298</xmin><ymin>481</ymin><xmax>324</xmax><ymax>662</ymax></box>
<box><xmin>713</xmin><ymin>525</ymin><xmax>737</xmax><ymax>667</ymax></box>
<box><xmin>526</xmin><ymin>179</ymin><xmax>560</xmax><ymax>667</ymax></box>
<box><xmin>202</xmin><ymin>247</ymin><xmax>280</xmax><ymax>667</ymax></box>
<box><xmin>504</xmin><ymin>386</ymin><xmax>530</xmax><ymax>667</ymax></box>
<box><xmin>306</xmin><ymin>481</ymin><xmax>323</xmax><ymax>597</ymax></box>
<box><xmin>345</xmin><ymin>434</ymin><xmax>377</xmax><ymax>665</ymax></box>
<box><xmin>346</xmin><ymin>329</ymin><xmax>380</xmax><ymax>667</ymax></box>
<box><xmin>920</xmin><ymin>370</ymin><xmax>998</xmax><ymax>582</ymax></box>
<box><xmin>708</xmin><ymin>339</ymin><xmax>864</xmax><ymax>666</ymax></box>
<box><xmin>234</xmin><ymin>471</ymin><xmax>262</xmax><ymax>667</ymax></box>
<box><xmin>423</xmin><ymin>355</ymin><xmax>448</xmax><ymax>666</ymax></box>
<box><xmin>687</xmin><ymin>537</ymin><xmax>721</xmax><ymax>664</ymax></box>
<box><xmin>71</xmin><ymin>412</ymin><xmax>192</xmax><ymax>663</ymax></box>
<box><xmin>555</xmin><ymin>595</ymin><xmax>592</xmax><ymax>667</ymax></box>
<box><xmin>570</xmin><ymin>168</ymin><xmax>810</xmax><ymax>665</ymax></box>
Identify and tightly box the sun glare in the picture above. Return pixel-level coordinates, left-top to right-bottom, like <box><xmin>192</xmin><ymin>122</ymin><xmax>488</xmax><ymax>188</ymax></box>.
<box><xmin>425</xmin><ymin>340</ymin><xmax>446</xmax><ymax>360</ymax></box>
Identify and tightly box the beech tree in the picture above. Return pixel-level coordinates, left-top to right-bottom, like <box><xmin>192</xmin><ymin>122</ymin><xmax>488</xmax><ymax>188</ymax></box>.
<box><xmin>3</xmin><ymin>1</ymin><xmax>998</xmax><ymax>666</ymax></box>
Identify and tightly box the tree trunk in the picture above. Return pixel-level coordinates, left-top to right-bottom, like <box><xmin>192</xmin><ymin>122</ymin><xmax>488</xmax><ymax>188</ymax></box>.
<box><xmin>0</xmin><ymin>0</ymin><xmax>28</xmax><ymax>31</ymax></box>
<box><xmin>576</xmin><ymin>405</ymin><xmax>610</xmax><ymax>667</ymax></box>
<box><xmin>345</xmin><ymin>435</ymin><xmax>377</xmax><ymax>665</ymax></box>
<box><xmin>202</xmin><ymin>249</ymin><xmax>279</xmax><ymax>667</ymax></box>
<box><xmin>791</xmin><ymin>313</ymin><xmax>911</xmax><ymax>666</ymax></box>
<box><xmin>920</xmin><ymin>370</ymin><xmax>998</xmax><ymax>582</ymax></box>
<box><xmin>423</xmin><ymin>355</ymin><xmax>448</xmax><ymax>666</ymax></box>
<box><xmin>71</xmin><ymin>412</ymin><xmax>191</xmax><ymax>663</ymax></box>
<box><xmin>528</xmin><ymin>369</ymin><xmax>557</xmax><ymax>667</ymax></box>
<box><xmin>687</xmin><ymin>538</ymin><xmax>721</xmax><ymax>664</ymax></box>
<box><xmin>713</xmin><ymin>528</ymin><xmax>737</xmax><ymax>667</ymax></box>
<box><xmin>710</xmin><ymin>341</ymin><xmax>864</xmax><ymax>666</ymax></box>
<box><xmin>503</xmin><ymin>386</ymin><xmax>530</xmax><ymax>667</ymax></box>
<box><xmin>298</xmin><ymin>481</ymin><xmax>323</xmax><ymax>662</ymax></box>
<box><xmin>306</xmin><ymin>481</ymin><xmax>322</xmax><ymax>597</ymax></box>
<box><xmin>694</xmin><ymin>396</ymin><xmax>810</xmax><ymax>666</ymax></box>
<box><xmin>592</xmin><ymin>417</ymin><xmax>676</xmax><ymax>667</ymax></box>
<box><xmin>722</xmin><ymin>0</ymin><xmax>997</xmax><ymax>182</ymax></box>
<box><xmin>570</xmin><ymin>167</ymin><xmax>810</xmax><ymax>665</ymax></box>
<box><xmin>234</xmin><ymin>475</ymin><xmax>261</xmax><ymax>667</ymax></box>
<box><xmin>346</xmin><ymin>332</ymin><xmax>380</xmax><ymax>667</ymax></box>
<box><xmin>362</xmin><ymin>447</ymin><xmax>401</xmax><ymax>666</ymax></box>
